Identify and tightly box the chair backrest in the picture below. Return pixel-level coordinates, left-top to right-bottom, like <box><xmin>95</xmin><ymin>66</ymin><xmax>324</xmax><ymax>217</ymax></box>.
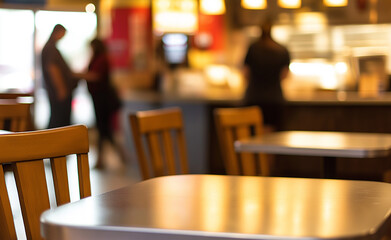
<box><xmin>129</xmin><ymin>107</ymin><xmax>189</xmax><ymax>180</ymax></box>
<box><xmin>0</xmin><ymin>125</ymin><xmax>91</xmax><ymax>240</ymax></box>
<box><xmin>0</xmin><ymin>93</ymin><xmax>32</xmax><ymax>99</ymax></box>
<box><xmin>214</xmin><ymin>106</ymin><xmax>270</xmax><ymax>176</ymax></box>
<box><xmin>0</xmin><ymin>101</ymin><xmax>33</xmax><ymax>132</ymax></box>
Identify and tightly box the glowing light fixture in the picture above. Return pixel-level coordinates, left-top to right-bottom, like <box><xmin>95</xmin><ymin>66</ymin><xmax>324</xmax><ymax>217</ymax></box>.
<box><xmin>241</xmin><ymin>0</ymin><xmax>267</xmax><ymax>9</ymax></box>
<box><xmin>205</xmin><ymin>65</ymin><xmax>230</xmax><ymax>86</ymax></box>
<box><xmin>85</xmin><ymin>3</ymin><xmax>96</xmax><ymax>13</ymax></box>
<box><xmin>323</xmin><ymin>0</ymin><xmax>348</xmax><ymax>7</ymax></box>
<box><xmin>294</xmin><ymin>12</ymin><xmax>327</xmax><ymax>32</ymax></box>
<box><xmin>335</xmin><ymin>62</ymin><xmax>348</xmax><ymax>74</ymax></box>
<box><xmin>278</xmin><ymin>0</ymin><xmax>301</xmax><ymax>8</ymax></box>
<box><xmin>200</xmin><ymin>0</ymin><xmax>226</xmax><ymax>15</ymax></box>
<box><xmin>153</xmin><ymin>0</ymin><xmax>198</xmax><ymax>34</ymax></box>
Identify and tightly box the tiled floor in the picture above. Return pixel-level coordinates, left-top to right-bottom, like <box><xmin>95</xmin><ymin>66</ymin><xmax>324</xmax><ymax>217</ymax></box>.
<box><xmin>5</xmin><ymin>128</ymin><xmax>140</xmax><ymax>240</ymax></box>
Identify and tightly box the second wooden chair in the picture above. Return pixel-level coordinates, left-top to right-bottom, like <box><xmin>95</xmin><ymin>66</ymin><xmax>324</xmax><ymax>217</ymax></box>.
<box><xmin>0</xmin><ymin>100</ymin><xmax>33</xmax><ymax>132</ymax></box>
<box><xmin>214</xmin><ymin>106</ymin><xmax>271</xmax><ymax>176</ymax></box>
<box><xmin>129</xmin><ymin>107</ymin><xmax>189</xmax><ymax>180</ymax></box>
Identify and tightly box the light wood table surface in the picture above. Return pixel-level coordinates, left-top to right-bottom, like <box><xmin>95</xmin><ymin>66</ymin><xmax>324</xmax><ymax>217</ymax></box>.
<box><xmin>41</xmin><ymin>174</ymin><xmax>391</xmax><ymax>240</ymax></box>
<box><xmin>235</xmin><ymin>131</ymin><xmax>391</xmax><ymax>178</ymax></box>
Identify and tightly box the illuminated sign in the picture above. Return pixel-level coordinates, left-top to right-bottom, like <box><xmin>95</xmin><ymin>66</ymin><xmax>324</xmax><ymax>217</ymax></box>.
<box><xmin>153</xmin><ymin>0</ymin><xmax>198</xmax><ymax>34</ymax></box>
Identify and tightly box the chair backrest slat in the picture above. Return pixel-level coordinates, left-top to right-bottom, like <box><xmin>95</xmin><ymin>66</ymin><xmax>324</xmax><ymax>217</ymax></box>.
<box><xmin>214</xmin><ymin>106</ymin><xmax>270</xmax><ymax>176</ymax></box>
<box><xmin>147</xmin><ymin>132</ymin><xmax>166</xmax><ymax>177</ymax></box>
<box><xmin>13</xmin><ymin>160</ymin><xmax>50</xmax><ymax>240</ymax></box>
<box><xmin>222</xmin><ymin>127</ymin><xmax>240</xmax><ymax>175</ymax></box>
<box><xmin>50</xmin><ymin>156</ymin><xmax>71</xmax><ymax>206</ymax></box>
<box><xmin>0</xmin><ymin>165</ymin><xmax>17</xmax><ymax>240</ymax></box>
<box><xmin>129</xmin><ymin>107</ymin><xmax>189</xmax><ymax>180</ymax></box>
<box><xmin>236</xmin><ymin>125</ymin><xmax>257</xmax><ymax>176</ymax></box>
<box><xmin>162</xmin><ymin>130</ymin><xmax>176</xmax><ymax>175</ymax></box>
<box><xmin>176</xmin><ymin>129</ymin><xmax>189</xmax><ymax>174</ymax></box>
<box><xmin>0</xmin><ymin>125</ymin><xmax>91</xmax><ymax>240</ymax></box>
<box><xmin>77</xmin><ymin>154</ymin><xmax>91</xmax><ymax>199</ymax></box>
<box><xmin>130</xmin><ymin>115</ymin><xmax>150</xmax><ymax>179</ymax></box>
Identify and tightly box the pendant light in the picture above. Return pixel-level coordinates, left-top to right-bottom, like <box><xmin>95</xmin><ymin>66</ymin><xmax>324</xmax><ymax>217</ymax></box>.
<box><xmin>323</xmin><ymin>0</ymin><xmax>348</xmax><ymax>7</ymax></box>
<box><xmin>278</xmin><ymin>0</ymin><xmax>301</xmax><ymax>8</ymax></box>
<box><xmin>200</xmin><ymin>0</ymin><xmax>226</xmax><ymax>15</ymax></box>
<box><xmin>241</xmin><ymin>0</ymin><xmax>267</xmax><ymax>9</ymax></box>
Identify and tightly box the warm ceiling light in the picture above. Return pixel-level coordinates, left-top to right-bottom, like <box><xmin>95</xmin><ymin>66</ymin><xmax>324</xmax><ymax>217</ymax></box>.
<box><xmin>323</xmin><ymin>0</ymin><xmax>348</xmax><ymax>7</ymax></box>
<box><xmin>85</xmin><ymin>3</ymin><xmax>95</xmax><ymax>13</ymax></box>
<box><xmin>153</xmin><ymin>0</ymin><xmax>198</xmax><ymax>34</ymax></box>
<box><xmin>278</xmin><ymin>0</ymin><xmax>301</xmax><ymax>8</ymax></box>
<box><xmin>241</xmin><ymin>0</ymin><xmax>267</xmax><ymax>9</ymax></box>
<box><xmin>200</xmin><ymin>0</ymin><xmax>226</xmax><ymax>15</ymax></box>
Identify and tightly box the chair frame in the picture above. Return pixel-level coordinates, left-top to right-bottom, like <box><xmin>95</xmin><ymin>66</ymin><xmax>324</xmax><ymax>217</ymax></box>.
<box><xmin>0</xmin><ymin>125</ymin><xmax>91</xmax><ymax>240</ymax></box>
<box><xmin>129</xmin><ymin>107</ymin><xmax>189</xmax><ymax>180</ymax></box>
<box><xmin>0</xmin><ymin>93</ymin><xmax>32</xmax><ymax>99</ymax></box>
<box><xmin>214</xmin><ymin>106</ymin><xmax>270</xmax><ymax>176</ymax></box>
<box><xmin>0</xmin><ymin>101</ymin><xmax>32</xmax><ymax>132</ymax></box>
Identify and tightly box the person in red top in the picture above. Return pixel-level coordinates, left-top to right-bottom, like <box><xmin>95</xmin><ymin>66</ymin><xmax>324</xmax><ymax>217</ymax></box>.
<box><xmin>76</xmin><ymin>38</ymin><xmax>123</xmax><ymax>169</ymax></box>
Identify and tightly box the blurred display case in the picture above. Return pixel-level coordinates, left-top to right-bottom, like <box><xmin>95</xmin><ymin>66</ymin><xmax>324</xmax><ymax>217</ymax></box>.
<box><xmin>267</xmin><ymin>16</ymin><xmax>391</xmax><ymax>95</ymax></box>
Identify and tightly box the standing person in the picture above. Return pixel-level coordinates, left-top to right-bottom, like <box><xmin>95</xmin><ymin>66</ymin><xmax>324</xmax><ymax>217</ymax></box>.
<box><xmin>41</xmin><ymin>24</ymin><xmax>78</xmax><ymax>128</ymax></box>
<box><xmin>243</xmin><ymin>18</ymin><xmax>291</xmax><ymax>131</ymax></box>
<box><xmin>76</xmin><ymin>38</ymin><xmax>123</xmax><ymax>169</ymax></box>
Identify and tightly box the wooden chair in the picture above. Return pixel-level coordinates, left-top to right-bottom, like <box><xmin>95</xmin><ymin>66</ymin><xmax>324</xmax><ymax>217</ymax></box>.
<box><xmin>0</xmin><ymin>125</ymin><xmax>91</xmax><ymax>240</ymax></box>
<box><xmin>214</xmin><ymin>106</ymin><xmax>271</xmax><ymax>176</ymax></box>
<box><xmin>0</xmin><ymin>93</ymin><xmax>32</xmax><ymax>100</ymax></box>
<box><xmin>129</xmin><ymin>107</ymin><xmax>189</xmax><ymax>180</ymax></box>
<box><xmin>0</xmin><ymin>100</ymin><xmax>33</xmax><ymax>132</ymax></box>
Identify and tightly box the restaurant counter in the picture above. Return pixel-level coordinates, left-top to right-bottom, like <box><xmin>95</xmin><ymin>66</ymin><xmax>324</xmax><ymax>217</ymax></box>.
<box><xmin>285</xmin><ymin>91</ymin><xmax>391</xmax><ymax>105</ymax></box>
<box><xmin>121</xmin><ymin>89</ymin><xmax>391</xmax><ymax>181</ymax></box>
<box><xmin>122</xmin><ymin>88</ymin><xmax>391</xmax><ymax>105</ymax></box>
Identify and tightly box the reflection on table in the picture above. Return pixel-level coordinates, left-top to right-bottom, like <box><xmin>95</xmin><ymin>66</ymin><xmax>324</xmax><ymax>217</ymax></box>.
<box><xmin>41</xmin><ymin>174</ymin><xmax>391</xmax><ymax>240</ymax></box>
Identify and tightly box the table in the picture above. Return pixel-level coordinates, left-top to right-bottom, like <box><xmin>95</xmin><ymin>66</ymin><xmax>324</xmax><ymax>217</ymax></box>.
<box><xmin>235</xmin><ymin>131</ymin><xmax>391</xmax><ymax>178</ymax></box>
<box><xmin>41</xmin><ymin>174</ymin><xmax>391</xmax><ymax>240</ymax></box>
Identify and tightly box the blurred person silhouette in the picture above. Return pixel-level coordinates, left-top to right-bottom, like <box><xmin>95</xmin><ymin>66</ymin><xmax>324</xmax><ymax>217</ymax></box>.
<box><xmin>76</xmin><ymin>38</ymin><xmax>124</xmax><ymax>169</ymax></box>
<box><xmin>242</xmin><ymin>17</ymin><xmax>291</xmax><ymax>131</ymax></box>
<box><xmin>41</xmin><ymin>24</ymin><xmax>78</xmax><ymax>128</ymax></box>
<box><xmin>151</xmin><ymin>36</ymin><xmax>166</xmax><ymax>91</ymax></box>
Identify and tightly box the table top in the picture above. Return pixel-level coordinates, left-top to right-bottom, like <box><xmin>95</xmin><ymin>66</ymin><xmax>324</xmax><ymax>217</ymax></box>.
<box><xmin>41</xmin><ymin>174</ymin><xmax>391</xmax><ymax>240</ymax></box>
<box><xmin>235</xmin><ymin>131</ymin><xmax>391</xmax><ymax>158</ymax></box>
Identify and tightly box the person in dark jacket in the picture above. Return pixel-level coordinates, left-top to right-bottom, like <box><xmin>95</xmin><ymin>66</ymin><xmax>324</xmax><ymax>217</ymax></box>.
<box><xmin>243</xmin><ymin>18</ymin><xmax>291</xmax><ymax>131</ymax></box>
<box><xmin>41</xmin><ymin>24</ymin><xmax>78</xmax><ymax>128</ymax></box>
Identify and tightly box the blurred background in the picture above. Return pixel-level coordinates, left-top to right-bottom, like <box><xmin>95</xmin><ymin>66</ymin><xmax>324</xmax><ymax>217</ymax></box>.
<box><xmin>1</xmin><ymin>0</ymin><xmax>391</xmax><ymax>129</ymax></box>
<box><xmin>2</xmin><ymin>0</ymin><xmax>391</xmax><ymax>179</ymax></box>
